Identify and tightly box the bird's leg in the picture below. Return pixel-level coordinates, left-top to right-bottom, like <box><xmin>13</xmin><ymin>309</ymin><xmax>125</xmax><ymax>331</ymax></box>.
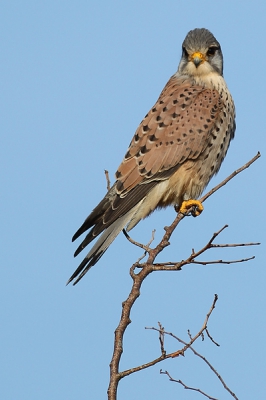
<box><xmin>178</xmin><ymin>199</ymin><xmax>204</xmax><ymax>217</ymax></box>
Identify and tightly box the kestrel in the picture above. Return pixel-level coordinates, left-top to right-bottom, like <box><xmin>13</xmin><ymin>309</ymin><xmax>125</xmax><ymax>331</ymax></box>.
<box><xmin>68</xmin><ymin>28</ymin><xmax>235</xmax><ymax>285</ymax></box>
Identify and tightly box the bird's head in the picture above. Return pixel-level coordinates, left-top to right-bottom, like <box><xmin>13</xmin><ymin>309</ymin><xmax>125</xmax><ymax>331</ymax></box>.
<box><xmin>178</xmin><ymin>28</ymin><xmax>223</xmax><ymax>77</ymax></box>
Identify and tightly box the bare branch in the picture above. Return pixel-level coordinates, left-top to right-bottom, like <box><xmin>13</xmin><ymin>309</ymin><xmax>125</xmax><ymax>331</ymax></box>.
<box><xmin>206</xmin><ymin>328</ymin><xmax>220</xmax><ymax>347</ymax></box>
<box><xmin>147</xmin><ymin>225</ymin><xmax>229</xmax><ymax>272</ymax></box>
<box><xmin>157</xmin><ymin>320</ymin><xmax>238</xmax><ymax>399</ymax></box>
<box><xmin>150</xmin><ymin>226</ymin><xmax>258</xmax><ymax>271</ymax></box>
<box><xmin>123</xmin><ymin>229</ymin><xmax>156</xmax><ymax>265</ymax></box>
<box><xmin>107</xmin><ymin>154</ymin><xmax>260</xmax><ymax>400</ymax></box>
<box><xmin>152</xmin><ymin>255</ymin><xmax>256</xmax><ymax>268</ymax></box>
<box><xmin>187</xmin><ymin>346</ymin><xmax>239</xmax><ymax>399</ymax></box>
<box><xmin>191</xmin><ymin>256</ymin><xmax>255</xmax><ymax>265</ymax></box>
<box><xmin>152</xmin><ymin>314</ymin><xmax>239</xmax><ymax>399</ymax></box>
<box><xmin>122</xmin><ymin>229</ymin><xmax>155</xmax><ymax>253</ymax></box>
<box><xmin>200</xmin><ymin>152</ymin><xmax>261</xmax><ymax>203</ymax></box>
<box><xmin>169</xmin><ymin>293</ymin><xmax>218</xmax><ymax>358</ymax></box>
<box><xmin>211</xmin><ymin>242</ymin><xmax>260</xmax><ymax>248</ymax></box>
<box><xmin>120</xmin><ymin>295</ymin><xmax>218</xmax><ymax>379</ymax></box>
<box><xmin>160</xmin><ymin>370</ymin><xmax>219</xmax><ymax>400</ymax></box>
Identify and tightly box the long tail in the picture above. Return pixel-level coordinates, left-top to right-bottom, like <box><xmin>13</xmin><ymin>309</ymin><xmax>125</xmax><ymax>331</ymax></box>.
<box><xmin>67</xmin><ymin>207</ymin><xmax>137</xmax><ymax>285</ymax></box>
<box><xmin>68</xmin><ymin>178</ymin><xmax>161</xmax><ymax>285</ymax></box>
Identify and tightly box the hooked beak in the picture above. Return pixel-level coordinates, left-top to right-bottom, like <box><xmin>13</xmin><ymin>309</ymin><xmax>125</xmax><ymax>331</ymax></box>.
<box><xmin>190</xmin><ymin>52</ymin><xmax>206</xmax><ymax>67</ymax></box>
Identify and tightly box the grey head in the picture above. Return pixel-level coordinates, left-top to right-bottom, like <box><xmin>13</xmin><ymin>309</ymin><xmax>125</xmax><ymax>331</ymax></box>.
<box><xmin>178</xmin><ymin>28</ymin><xmax>223</xmax><ymax>77</ymax></box>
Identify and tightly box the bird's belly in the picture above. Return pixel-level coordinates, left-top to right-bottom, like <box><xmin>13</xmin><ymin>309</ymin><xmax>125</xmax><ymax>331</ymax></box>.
<box><xmin>159</xmin><ymin>129</ymin><xmax>231</xmax><ymax>207</ymax></box>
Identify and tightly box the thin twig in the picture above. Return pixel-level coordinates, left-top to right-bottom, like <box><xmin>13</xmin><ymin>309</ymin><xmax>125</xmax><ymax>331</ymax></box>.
<box><xmin>187</xmin><ymin>346</ymin><xmax>238</xmax><ymax>399</ymax></box>
<box><xmin>152</xmin><ymin>255</ymin><xmax>255</xmax><ymax>269</ymax></box>
<box><xmin>122</xmin><ymin>229</ymin><xmax>155</xmax><ymax>253</ymax></box>
<box><xmin>191</xmin><ymin>256</ymin><xmax>255</xmax><ymax>265</ymax></box>
<box><xmin>160</xmin><ymin>370</ymin><xmax>219</xmax><ymax>400</ymax></box>
<box><xmin>169</xmin><ymin>293</ymin><xmax>218</xmax><ymax>358</ymax></box>
<box><xmin>211</xmin><ymin>242</ymin><xmax>260</xmax><ymax>248</ymax></box>
<box><xmin>206</xmin><ymin>328</ymin><xmax>220</xmax><ymax>346</ymax></box>
<box><xmin>200</xmin><ymin>152</ymin><xmax>260</xmax><ymax>203</ymax></box>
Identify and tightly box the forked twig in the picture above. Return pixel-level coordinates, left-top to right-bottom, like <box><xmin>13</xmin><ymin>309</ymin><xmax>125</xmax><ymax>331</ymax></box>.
<box><xmin>146</xmin><ymin>294</ymin><xmax>218</xmax><ymax>359</ymax></box>
<box><xmin>160</xmin><ymin>370</ymin><xmax>219</xmax><ymax>400</ymax></box>
<box><xmin>156</xmin><ymin>319</ymin><xmax>238</xmax><ymax>399</ymax></box>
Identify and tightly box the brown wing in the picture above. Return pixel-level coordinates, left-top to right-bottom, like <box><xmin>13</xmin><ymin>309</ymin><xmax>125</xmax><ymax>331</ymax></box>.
<box><xmin>72</xmin><ymin>76</ymin><xmax>223</xmax><ymax>253</ymax></box>
<box><xmin>115</xmin><ymin>76</ymin><xmax>223</xmax><ymax>196</ymax></box>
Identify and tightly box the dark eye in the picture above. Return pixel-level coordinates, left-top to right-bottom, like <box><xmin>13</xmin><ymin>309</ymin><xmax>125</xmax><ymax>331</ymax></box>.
<box><xmin>207</xmin><ymin>46</ymin><xmax>219</xmax><ymax>56</ymax></box>
<box><xmin>182</xmin><ymin>46</ymin><xmax>188</xmax><ymax>57</ymax></box>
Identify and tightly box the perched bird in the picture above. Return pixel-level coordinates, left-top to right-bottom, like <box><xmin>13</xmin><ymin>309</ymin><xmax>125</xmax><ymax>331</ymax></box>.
<box><xmin>68</xmin><ymin>28</ymin><xmax>235</xmax><ymax>285</ymax></box>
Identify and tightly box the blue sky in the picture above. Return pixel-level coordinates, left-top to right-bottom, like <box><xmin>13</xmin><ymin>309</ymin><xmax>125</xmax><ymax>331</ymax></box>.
<box><xmin>1</xmin><ymin>1</ymin><xmax>265</xmax><ymax>399</ymax></box>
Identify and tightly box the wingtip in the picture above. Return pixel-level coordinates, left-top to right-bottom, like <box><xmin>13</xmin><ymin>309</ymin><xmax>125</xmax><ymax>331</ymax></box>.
<box><xmin>73</xmin><ymin>246</ymin><xmax>83</xmax><ymax>258</ymax></box>
<box><xmin>72</xmin><ymin>220</ymin><xmax>93</xmax><ymax>243</ymax></box>
<box><xmin>72</xmin><ymin>225</ymin><xmax>85</xmax><ymax>243</ymax></box>
<box><xmin>72</xmin><ymin>231</ymin><xmax>79</xmax><ymax>242</ymax></box>
<box><xmin>66</xmin><ymin>277</ymin><xmax>78</xmax><ymax>286</ymax></box>
<box><xmin>66</xmin><ymin>270</ymin><xmax>86</xmax><ymax>286</ymax></box>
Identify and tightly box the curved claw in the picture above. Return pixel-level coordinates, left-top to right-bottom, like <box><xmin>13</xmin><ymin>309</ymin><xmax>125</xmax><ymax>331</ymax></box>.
<box><xmin>179</xmin><ymin>199</ymin><xmax>204</xmax><ymax>217</ymax></box>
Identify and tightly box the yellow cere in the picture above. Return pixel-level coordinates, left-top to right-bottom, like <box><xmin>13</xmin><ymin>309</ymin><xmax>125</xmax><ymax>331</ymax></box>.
<box><xmin>190</xmin><ymin>52</ymin><xmax>206</xmax><ymax>63</ymax></box>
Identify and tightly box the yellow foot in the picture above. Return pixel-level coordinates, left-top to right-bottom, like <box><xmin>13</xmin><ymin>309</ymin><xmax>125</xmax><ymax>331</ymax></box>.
<box><xmin>179</xmin><ymin>199</ymin><xmax>204</xmax><ymax>217</ymax></box>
